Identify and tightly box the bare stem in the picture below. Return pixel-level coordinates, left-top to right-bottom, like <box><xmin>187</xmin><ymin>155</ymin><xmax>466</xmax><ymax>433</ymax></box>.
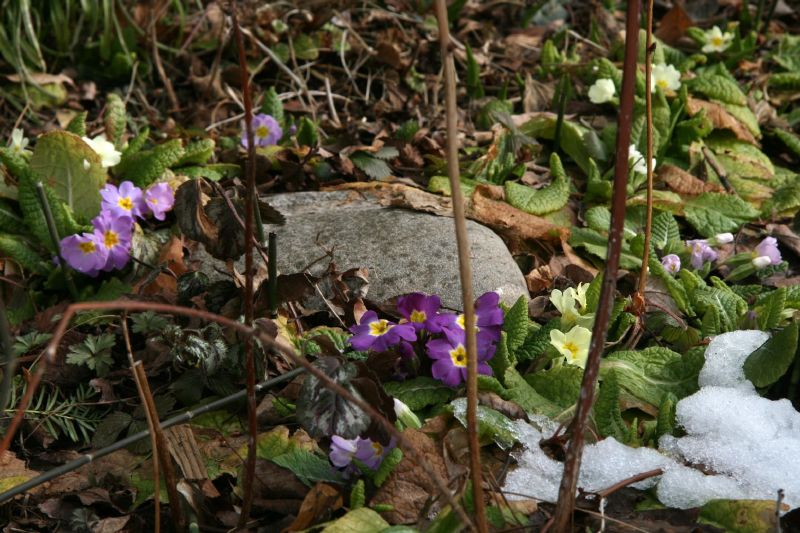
<box><xmin>231</xmin><ymin>2</ymin><xmax>258</xmax><ymax>527</ymax></box>
<box><xmin>434</xmin><ymin>1</ymin><xmax>486</xmax><ymax>531</ymax></box>
<box><xmin>0</xmin><ymin>297</ymin><xmax>16</xmax><ymax>413</ymax></box>
<box><xmin>634</xmin><ymin>0</ymin><xmax>655</xmax><ymax>314</ymax></box>
<box><xmin>268</xmin><ymin>232</ymin><xmax>278</xmax><ymax>318</ymax></box>
<box><xmin>550</xmin><ymin>0</ymin><xmax>640</xmax><ymax>529</ymax></box>
<box><xmin>34</xmin><ymin>182</ymin><xmax>79</xmax><ymax>300</ymax></box>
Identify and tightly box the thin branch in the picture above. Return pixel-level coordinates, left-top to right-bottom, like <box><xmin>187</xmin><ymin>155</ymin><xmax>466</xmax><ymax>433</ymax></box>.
<box><xmin>434</xmin><ymin>1</ymin><xmax>486</xmax><ymax>532</ymax></box>
<box><xmin>549</xmin><ymin>0</ymin><xmax>640</xmax><ymax>529</ymax></box>
<box><xmin>595</xmin><ymin>468</ymin><xmax>663</xmax><ymax>500</ymax></box>
<box><xmin>230</xmin><ymin>1</ymin><xmax>258</xmax><ymax>527</ymax></box>
<box><xmin>268</xmin><ymin>232</ymin><xmax>278</xmax><ymax>318</ymax></box>
<box><xmin>634</xmin><ymin>0</ymin><xmax>656</xmax><ymax>315</ymax></box>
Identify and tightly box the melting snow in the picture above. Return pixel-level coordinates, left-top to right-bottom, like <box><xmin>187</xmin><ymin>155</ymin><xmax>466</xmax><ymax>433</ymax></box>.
<box><xmin>503</xmin><ymin>330</ymin><xmax>800</xmax><ymax>511</ymax></box>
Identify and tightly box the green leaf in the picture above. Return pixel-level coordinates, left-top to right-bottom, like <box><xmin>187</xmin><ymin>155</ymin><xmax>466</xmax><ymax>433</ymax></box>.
<box><xmin>261</xmin><ymin>86</ymin><xmax>285</xmax><ymax>125</ymax></box>
<box><xmin>503</xmin><ymin>296</ymin><xmax>529</xmax><ymax>352</ymax></box>
<box><xmin>383</xmin><ymin>376</ymin><xmax>454</xmax><ymax>410</ymax></box>
<box><xmin>271</xmin><ymin>449</ymin><xmax>343</xmax><ymax>486</ymax></box>
<box><xmin>503</xmin><ymin>367</ymin><xmax>562</xmax><ymax>418</ymax></box>
<box><xmin>594</xmin><ymin>370</ymin><xmax>627</xmax><ymax>441</ymax></box>
<box><xmin>722</xmin><ymin>103</ymin><xmax>761</xmax><ymax>139</ymax></box>
<box><xmin>293</xmin><ymin>33</ymin><xmax>319</xmax><ymax>61</ymax></box>
<box><xmin>687</xmin><ymin>74</ymin><xmax>747</xmax><ymax>106</ymax></box>
<box><xmin>296</xmin><ymin>117</ymin><xmax>318</xmax><ymax>146</ymax></box>
<box><xmin>0</xmin><ymin>234</ymin><xmax>48</xmax><ymax>274</ymax></box>
<box><xmin>321</xmin><ymin>508</ymin><xmax>389</xmax><ymax>533</ymax></box>
<box><xmin>683</xmin><ymin>193</ymin><xmax>758</xmax><ymax>238</ymax></box>
<box><xmin>117</xmin><ymin>139</ymin><xmax>184</xmax><ymax>188</ymax></box>
<box><xmin>451</xmin><ymin>398</ymin><xmax>519</xmax><ymax>449</ymax></box>
<box><xmin>176</xmin><ymin>139</ymin><xmax>215</xmax><ymax>166</ymax></box>
<box><xmin>698</xmin><ymin>499</ymin><xmax>777</xmax><ymax>533</ymax></box>
<box><xmin>694</xmin><ymin>281</ymin><xmax>748</xmax><ymax>332</ymax></box>
<box><xmin>755</xmin><ymin>288</ymin><xmax>786</xmax><ymax>331</ymax></box>
<box><xmin>465</xmin><ymin>43</ymin><xmax>484</xmax><ymax>99</ymax></box>
<box><xmin>521</xmin><ymin>116</ymin><xmax>607</xmax><ymax>175</ymax></box>
<box><xmin>743</xmin><ymin>323</ymin><xmax>799</xmax><ymax>388</ymax></box>
<box><xmin>649</xmin><ymin>254</ymin><xmax>694</xmax><ymax>317</ymax></box>
<box><xmin>600</xmin><ymin>346</ymin><xmax>704</xmax><ymax>406</ymax></box>
<box><xmin>122</xmin><ymin>127</ymin><xmax>149</xmax><ymax>158</ymax></box>
<box><xmin>65</xmin><ymin>111</ymin><xmax>88</xmax><ymax>137</ymax></box>
<box><xmin>769</xmin><ymin>72</ymin><xmax>800</xmax><ymax>90</ymax></box>
<box><xmin>504</xmin><ymin>153</ymin><xmax>569</xmax><ymax>215</ymax></box>
<box><xmin>30</xmin><ymin>131</ymin><xmax>107</xmax><ymax>222</ymax></box>
<box><xmin>706</xmin><ymin>135</ymin><xmax>774</xmax><ymax>179</ymax></box>
<box><xmin>92</xmin><ymin>411</ymin><xmax>133</xmax><ymax>448</ymax></box>
<box><xmin>104</xmin><ymin>93</ymin><xmax>127</xmax><ymax>148</ymax></box>
<box><xmin>650</xmin><ymin>211</ymin><xmax>681</xmax><ymax>250</ymax></box>
<box><xmin>515</xmin><ymin>319</ymin><xmax>559</xmax><ymax>362</ymax></box>
<box><xmin>762</xmin><ymin>183</ymin><xmax>800</xmax><ymax>217</ymax></box>
<box><xmin>352</xmin><ymin>152</ymin><xmax>392</xmax><ymax>180</ymax></box>
<box><xmin>350</xmin><ymin>479</ymin><xmax>365</xmax><ymax>509</ymax></box>
<box><xmin>655</xmin><ymin>392</ymin><xmax>677</xmax><ymax>440</ymax></box>
<box><xmin>569</xmin><ymin>227</ymin><xmax>641</xmax><ymax>269</ymax></box>
<box><xmin>525</xmin><ymin>365</ymin><xmax>584</xmax><ymax>408</ymax></box>
<box><xmin>373</xmin><ymin>447</ymin><xmax>403</xmax><ymax>487</ymax></box>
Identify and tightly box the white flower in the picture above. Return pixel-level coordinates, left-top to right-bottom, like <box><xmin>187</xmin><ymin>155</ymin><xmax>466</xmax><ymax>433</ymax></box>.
<box><xmin>572</xmin><ymin>282</ymin><xmax>589</xmax><ymax>312</ymax></box>
<box><xmin>393</xmin><ymin>398</ymin><xmax>422</xmax><ymax>429</ymax></box>
<box><xmin>650</xmin><ymin>63</ymin><xmax>681</xmax><ymax>92</ymax></box>
<box><xmin>82</xmin><ymin>159</ymin><xmax>91</xmax><ymax>171</ymax></box>
<box><xmin>81</xmin><ymin>134</ymin><xmax>121</xmax><ymax>168</ymax></box>
<box><xmin>752</xmin><ymin>256</ymin><xmax>772</xmax><ymax>269</ymax></box>
<box><xmin>549</xmin><ymin>326</ymin><xmax>592</xmax><ymax>368</ymax></box>
<box><xmin>713</xmin><ymin>232</ymin><xmax>734</xmax><ymax>245</ymax></box>
<box><xmin>702</xmin><ymin>26</ymin><xmax>733</xmax><ymax>53</ymax></box>
<box><xmin>550</xmin><ymin>288</ymin><xmax>580</xmax><ymax>326</ymax></box>
<box><xmin>8</xmin><ymin>128</ymin><xmax>30</xmax><ymax>156</ymax></box>
<box><xmin>628</xmin><ymin>144</ymin><xmax>656</xmax><ymax>175</ymax></box>
<box><xmin>588</xmin><ymin>78</ymin><xmax>616</xmax><ymax>104</ymax></box>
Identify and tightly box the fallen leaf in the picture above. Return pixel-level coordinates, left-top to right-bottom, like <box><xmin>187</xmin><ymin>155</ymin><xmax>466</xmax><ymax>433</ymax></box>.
<box><xmin>655</xmin><ymin>3</ymin><xmax>693</xmax><ymax>44</ymax></box>
<box><xmin>685</xmin><ymin>97</ymin><xmax>758</xmax><ymax>144</ymax></box>
<box><xmin>525</xmin><ymin>264</ymin><xmax>553</xmax><ymax>293</ymax></box>
<box><xmin>658</xmin><ymin>163</ymin><xmax>723</xmax><ymax>195</ymax></box>
<box><xmin>288</xmin><ymin>483</ymin><xmax>343</xmax><ymax>531</ymax></box>
<box><xmin>468</xmin><ymin>185</ymin><xmax>567</xmax><ymax>244</ymax></box>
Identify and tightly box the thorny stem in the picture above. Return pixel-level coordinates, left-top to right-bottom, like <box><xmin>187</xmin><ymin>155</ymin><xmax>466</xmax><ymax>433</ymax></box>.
<box><xmin>231</xmin><ymin>2</ymin><xmax>258</xmax><ymax>527</ymax></box>
<box><xmin>634</xmin><ymin>0</ymin><xmax>655</xmax><ymax>314</ymax></box>
<box><xmin>34</xmin><ymin>182</ymin><xmax>79</xmax><ymax>300</ymax></box>
<box><xmin>0</xmin><ymin>301</ymin><xmax>474</xmax><ymax>528</ymax></box>
<box><xmin>550</xmin><ymin>0</ymin><xmax>639</xmax><ymax>530</ymax></box>
<box><xmin>434</xmin><ymin>1</ymin><xmax>486</xmax><ymax>531</ymax></box>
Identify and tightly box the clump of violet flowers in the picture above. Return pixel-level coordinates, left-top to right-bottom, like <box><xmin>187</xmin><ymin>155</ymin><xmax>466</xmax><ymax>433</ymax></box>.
<box><xmin>348</xmin><ymin>291</ymin><xmax>503</xmax><ymax>387</ymax></box>
<box><xmin>59</xmin><ymin>180</ymin><xmax>174</xmax><ymax>276</ymax></box>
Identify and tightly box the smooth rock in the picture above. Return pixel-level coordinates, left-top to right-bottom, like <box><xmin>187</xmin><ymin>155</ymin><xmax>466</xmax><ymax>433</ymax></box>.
<box><xmin>193</xmin><ymin>190</ymin><xmax>528</xmax><ymax>309</ymax></box>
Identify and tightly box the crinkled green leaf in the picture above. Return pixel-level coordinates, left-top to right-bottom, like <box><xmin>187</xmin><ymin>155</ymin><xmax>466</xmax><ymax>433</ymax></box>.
<box><xmin>351</xmin><ymin>152</ymin><xmax>392</xmax><ymax>180</ymax></box>
<box><xmin>260</xmin><ymin>86</ymin><xmax>285</xmax><ymax>125</ymax></box>
<box><xmin>744</xmin><ymin>323</ymin><xmax>798</xmax><ymax>388</ymax></box>
<box><xmin>271</xmin><ymin>449</ymin><xmax>343</xmax><ymax>486</ymax></box>
<box><xmin>515</xmin><ymin>319</ymin><xmax>559</xmax><ymax>361</ymax></box>
<box><xmin>465</xmin><ymin>43</ymin><xmax>484</xmax><ymax>99</ymax></box>
<box><xmin>722</xmin><ymin>102</ymin><xmax>761</xmax><ymax>139</ymax></box>
<box><xmin>600</xmin><ymin>346</ymin><xmax>704</xmax><ymax>406</ymax></box>
<box><xmin>755</xmin><ymin>288</ymin><xmax>786</xmax><ymax>331</ymax></box>
<box><xmin>687</xmin><ymin>74</ymin><xmax>747</xmax><ymax>106</ymax></box>
<box><xmin>698</xmin><ymin>499</ymin><xmax>778</xmax><ymax>533</ymax></box>
<box><xmin>594</xmin><ymin>370</ymin><xmax>627</xmax><ymax>441</ymax></box>
<box><xmin>373</xmin><ymin>447</ymin><xmax>403</xmax><ymax>487</ymax></box>
<box><xmin>383</xmin><ymin>376</ymin><xmax>454</xmax><ymax>411</ymax></box>
<box><xmin>30</xmin><ymin>131</ymin><xmax>106</xmax><ymax>222</ymax></box>
<box><xmin>176</xmin><ymin>139</ymin><xmax>215</xmax><ymax>166</ymax></box>
<box><xmin>104</xmin><ymin>93</ymin><xmax>127</xmax><ymax>148</ymax></box>
<box><xmin>0</xmin><ymin>234</ymin><xmax>47</xmax><ymax>274</ymax></box>
<box><xmin>521</xmin><ymin>116</ymin><xmax>607</xmax><ymax>174</ymax></box>
<box><xmin>649</xmin><ymin>255</ymin><xmax>694</xmax><ymax>317</ymax></box>
<box><xmin>706</xmin><ymin>135</ymin><xmax>774</xmax><ymax>178</ymax></box>
<box><xmin>656</xmin><ymin>392</ymin><xmax>677</xmax><ymax>440</ymax></box>
<box><xmin>117</xmin><ymin>139</ymin><xmax>184</xmax><ymax>187</ymax></box>
<box><xmin>569</xmin><ymin>227</ymin><xmax>641</xmax><ymax>269</ymax></box>
<box><xmin>770</xmin><ymin>72</ymin><xmax>800</xmax><ymax>90</ymax></box>
<box><xmin>65</xmin><ymin>111</ymin><xmax>87</xmax><ymax>137</ymax></box>
<box><xmin>651</xmin><ymin>211</ymin><xmax>681</xmax><ymax>250</ymax></box>
<box><xmin>525</xmin><ymin>365</ymin><xmax>584</xmax><ymax>409</ymax></box>
<box><xmin>503</xmin><ymin>296</ymin><xmax>530</xmax><ymax>352</ymax></box>
<box><xmin>451</xmin><ymin>398</ymin><xmax>519</xmax><ymax>449</ymax></box>
<box><xmin>321</xmin><ymin>508</ymin><xmax>389</xmax><ymax>533</ymax></box>
<box><xmin>683</xmin><ymin>193</ymin><xmax>758</xmax><ymax>237</ymax></box>
<box><xmin>17</xmin><ymin>173</ymin><xmax>83</xmax><ymax>251</ymax></box>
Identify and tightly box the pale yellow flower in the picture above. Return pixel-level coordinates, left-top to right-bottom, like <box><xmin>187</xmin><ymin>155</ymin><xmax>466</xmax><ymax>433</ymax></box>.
<box><xmin>549</xmin><ymin>326</ymin><xmax>592</xmax><ymax>368</ymax></box>
<box><xmin>702</xmin><ymin>26</ymin><xmax>733</xmax><ymax>53</ymax></box>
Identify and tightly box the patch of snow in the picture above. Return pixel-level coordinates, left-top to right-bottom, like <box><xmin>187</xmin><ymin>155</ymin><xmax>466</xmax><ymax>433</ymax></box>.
<box><xmin>503</xmin><ymin>330</ymin><xmax>800</xmax><ymax>512</ymax></box>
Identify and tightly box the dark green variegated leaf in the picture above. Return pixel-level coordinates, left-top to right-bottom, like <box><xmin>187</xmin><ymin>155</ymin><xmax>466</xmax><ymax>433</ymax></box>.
<box><xmin>296</xmin><ymin>357</ymin><xmax>370</xmax><ymax>440</ymax></box>
<box><xmin>743</xmin><ymin>323</ymin><xmax>798</xmax><ymax>388</ymax></box>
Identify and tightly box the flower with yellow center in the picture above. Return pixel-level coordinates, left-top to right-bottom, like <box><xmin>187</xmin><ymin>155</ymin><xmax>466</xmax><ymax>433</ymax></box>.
<box><xmin>103</xmin><ymin>230</ymin><xmax>120</xmax><ymax>248</ymax></box>
<box><xmin>549</xmin><ymin>326</ymin><xmax>592</xmax><ymax>368</ymax></box>
<box><xmin>650</xmin><ymin>64</ymin><xmax>681</xmax><ymax>93</ymax></box>
<box><xmin>118</xmin><ymin>197</ymin><xmax>134</xmax><ymax>211</ymax></box>
<box><xmin>410</xmin><ymin>310</ymin><xmax>426</xmax><ymax>323</ymax></box>
<box><xmin>369</xmin><ymin>319</ymin><xmax>393</xmax><ymax>337</ymax></box>
<box><xmin>79</xmin><ymin>241</ymin><xmax>96</xmax><ymax>255</ymax></box>
<box><xmin>449</xmin><ymin>344</ymin><xmax>468</xmax><ymax>368</ymax></box>
<box><xmin>702</xmin><ymin>26</ymin><xmax>733</xmax><ymax>53</ymax></box>
<box><xmin>550</xmin><ymin>288</ymin><xmax>581</xmax><ymax>326</ymax></box>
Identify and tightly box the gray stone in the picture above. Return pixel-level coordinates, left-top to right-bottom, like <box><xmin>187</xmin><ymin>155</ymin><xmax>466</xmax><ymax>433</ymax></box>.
<box><xmin>194</xmin><ymin>191</ymin><xmax>528</xmax><ymax>310</ymax></box>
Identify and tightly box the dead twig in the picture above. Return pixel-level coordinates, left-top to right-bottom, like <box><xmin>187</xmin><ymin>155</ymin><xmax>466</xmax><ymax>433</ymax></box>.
<box><xmin>549</xmin><ymin>0</ymin><xmax>640</xmax><ymax>530</ymax></box>
<box><xmin>595</xmin><ymin>468</ymin><xmax>663</xmax><ymax>500</ymax></box>
<box><xmin>434</xmin><ymin>1</ymin><xmax>486</xmax><ymax>531</ymax></box>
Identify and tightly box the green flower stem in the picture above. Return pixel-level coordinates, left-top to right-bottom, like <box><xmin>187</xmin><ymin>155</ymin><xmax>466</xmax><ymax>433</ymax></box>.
<box><xmin>34</xmin><ymin>182</ymin><xmax>79</xmax><ymax>300</ymax></box>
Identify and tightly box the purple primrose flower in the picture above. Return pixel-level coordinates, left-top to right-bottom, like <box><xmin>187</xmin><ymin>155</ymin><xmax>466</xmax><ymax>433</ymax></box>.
<box><xmin>101</xmin><ymin>181</ymin><xmax>145</xmax><ymax>219</ymax></box>
<box><xmin>754</xmin><ymin>236</ymin><xmax>781</xmax><ymax>266</ymax></box>
<box><xmin>242</xmin><ymin>113</ymin><xmax>282</xmax><ymax>148</ymax></box>
<box><xmin>91</xmin><ymin>211</ymin><xmax>133</xmax><ymax>271</ymax></box>
<box><xmin>397</xmin><ymin>293</ymin><xmax>441</xmax><ymax>331</ymax></box>
<box><xmin>661</xmin><ymin>254</ymin><xmax>681</xmax><ymax>275</ymax></box>
<box><xmin>329</xmin><ymin>435</ymin><xmax>395</xmax><ymax>473</ymax></box>
<box><xmin>686</xmin><ymin>239</ymin><xmax>718</xmax><ymax>269</ymax></box>
<box><xmin>348</xmin><ymin>310</ymin><xmax>416</xmax><ymax>352</ymax></box>
<box><xmin>144</xmin><ymin>182</ymin><xmax>175</xmax><ymax>221</ymax></box>
<box><xmin>60</xmin><ymin>232</ymin><xmax>109</xmax><ymax>276</ymax></box>
<box><xmin>435</xmin><ymin>291</ymin><xmax>504</xmax><ymax>345</ymax></box>
<box><xmin>426</xmin><ymin>335</ymin><xmax>493</xmax><ymax>387</ymax></box>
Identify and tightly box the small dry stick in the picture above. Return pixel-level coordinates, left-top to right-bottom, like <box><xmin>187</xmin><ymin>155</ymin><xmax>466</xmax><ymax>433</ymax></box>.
<box><xmin>434</xmin><ymin>1</ymin><xmax>487</xmax><ymax>531</ymax></box>
<box><xmin>230</xmin><ymin>1</ymin><xmax>259</xmax><ymax>528</ymax></box>
<box><xmin>633</xmin><ymin>0</ymin><xmax>656</xmax><ymax>315</ymax></box>
<box><xmin>595</xmin><ymin>468</ymin><xmax>663</xmax><ymax>500</ymax></box>
<box><xmin>549</xmin><ymin>0</ymin><xmax>640</xmax><ymax>529</ymax></box>
<box><xmin>121</xmin><ymin>316</ymin><xmax>160</xmax><ymax>533</ymax></box>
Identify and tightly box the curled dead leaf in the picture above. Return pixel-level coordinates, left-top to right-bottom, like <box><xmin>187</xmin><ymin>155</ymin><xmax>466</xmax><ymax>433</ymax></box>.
<box><xmin>685</xmin><ymin>98</ymin><xmax>758</xmax><ymax>145</ymax></box>
<box><xmin>658</xmin><ymin>164</ymin><xmax>723</xmax><ymax>195</ymax></box>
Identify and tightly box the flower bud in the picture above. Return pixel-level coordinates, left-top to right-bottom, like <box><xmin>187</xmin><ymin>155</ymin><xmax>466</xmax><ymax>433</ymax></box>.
<box><xmin>393</xmin><ymin>398</ymin><xmax>421</xmax><ymax>429</ymax></box>
<box><xmin>714</xmin><ymin>233</ymin><xmax>734</xmax><ymax>245</ymax></box>
<box><xmin>752</xmin><ymin>256</ymin><xmax>772</xmax><ymax>269</ymax></box>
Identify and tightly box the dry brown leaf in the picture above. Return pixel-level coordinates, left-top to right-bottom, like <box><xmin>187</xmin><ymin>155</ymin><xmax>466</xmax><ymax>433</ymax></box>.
<box><xmin>685</xmin><ymin>97</ymin><xmax>758</xmax><ymax>144</ymax></box>
<box><xmin>525</xmin><ymin>264</ymin><xmax>553</xmax><ymax>293</ymax></box>
<box><xmin>561</xmin><ymin>240</ymin><xmax>600</xmax><ymax>276</ymax></box>
<box><xmin>478</xmin><ymin>392</ymin><xmax>529</xmax><ymax>421</ymax></box>
<box><xmin>655</xmin><ymin>3</ymin><xmax>693</xmax><ymax>44</ymax></box>
<box><xmin>371</xmin><ymin>428</ymin><xmax>448</xmax><ymax>524</ymax></box>
<box><xmin>658</xmin><ymin>163</ymin><xmax>723</xmax><ymax>195</ymax></box>
<box><xmin>468</xmin><ymin>186</ymin><xmax>567</xmax><ymax>243</ymax></box>
<box><xmin>287</xmin><ymin>483</ymin><xmax>342</xmax><ymax>531</ymax></box>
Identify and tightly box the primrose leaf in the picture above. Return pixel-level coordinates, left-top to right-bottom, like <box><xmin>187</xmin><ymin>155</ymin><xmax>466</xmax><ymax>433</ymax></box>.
<box><xmin>762</xmin><ymin>183</ymin><xmax>800</xmax><ymax>217</ymax></box>
<box><xmin>705</xmin><ymin>136</ymin><xmax>774</xmax><ymax>179</ymax></box>
<box><xmin>569</xmin><ymin>227</ymin><xmax>641</xmax><ymax>269</ymax></box>
<box><xmin>520</xmin><ymin>116</ymin><xmax>607</xmax><ymax>174</ymax></box>
<box><xmin>755</xmin><ymin>288</ymin><xmax>786</xmax><ymax>331</ymax></box>
<box><xmin>30</xmin><ymin>131</ymin><xmax>107</xmax><ymax>222</ymax></box>
<box><xmin>104</xmin><ymin>93</ymin><xmax>127</xmax><ymax>148</ymax></box>
<box><xmin>503</xmin><ymin>296</ymin><xmax>530</xmax><ymax>352</ymax></box>
<box><xmin>321</xmin><ymin>508</ymin><xmax>389</xmax><ymax>533</ymax></box>
<box><xmin>176</xmin><ymin>139</ymin><xmax>215</xmax><ymax>166</ymax></box>
<box><xmin>451</xmin><ymin>398</ymin><xmax>519</xmax><ymax>450</ymax></box>
<box><xmin>373</xmin><ymin>447</ymin><xmax>403</xmax><ymax>487</ymax></box>
<box><xmin>525</xmin><ymin>365</ymin><xmax>584</xmax><ymax>409</ymax></box>
<box><xmin>65</xmin><ymin>111</ymin><xmax>87</xmax><ymax>137</ymax></box>
<box><xmin>593</xmin><ymin>370</ymin><xmax>627</xmax><ymax>441</ymax></box>
<box><xmin>693</xmin><ymin>281</ymin><xmax>748</xmax><ymax>332</ymax></box>
<box><xmin>261</xmin><ymin>86</ymin><xmax>285</xmax><ymax>125</ymax></box>
<box><xmin>698</xmin><ymin>500</ymin><xmax>778</xmax><ymax>532</ymax></box>
<box><xmin>649</xmin><ymin>254</ymin><xmax>695</xmax><ymax>317</ymax></box>
<box><xmin>683</xmin><ymin>193</ymin><xmax>758</xmax><ymax>238</ymax></box>
<box><xmin>503</xmin><ymin>367</ymin><xmax>563</xmax><ymax>418</ymax></box>
<box><xmin>0</xmin><ymin>234</ymin><xmax>48</xmax><ymax>274</ymax></box>
<box><xmin>116</xmin><ymin>139</ymin><xmax>185</xmax><ymax>188</ymax></box>
<box><xmin>687</xmin><ymin>74</ymin><xmax>747</xmax><ymax>106</ymax></box>
<box><xmin>743</xmin><ymin>323</ymin><xmax>799</xmax><ymax>388</ymax></box>
<box><xmin>504</xmin><ymin>153</ymin><xmax>569</xmax><ymax>215</ymax></box>
<box><xmin>600</xmin><ymin>346</ymin><xmax>704</xmax><ymax>406</ymax></box>
<box><xmin>351</xmin><ymin>152</ymin><xmax>392</xmax><ymax>180</ymax></box>
<box><xmin>650</xmin><ymin>211</ymin><xmax>681</xmax><ymax>250</ymax></box>
<box><xmin>296</xmin><ymin>357</ymin><xmax>370</xmax><ymax>440</ymax></box>
<box><xmin>271</xmin><ymin>449</ymin><xmax>343</xmax><ymax>486</ymax></box>
<box><xmin>383</xmin><ymin>376</ymin><xmax>454</xmax><ymax>411</ymax></box>
<box><xmin>655</xmin><ymin>392</ymin><xmax>677</xmax><ymax>440</ymax></box>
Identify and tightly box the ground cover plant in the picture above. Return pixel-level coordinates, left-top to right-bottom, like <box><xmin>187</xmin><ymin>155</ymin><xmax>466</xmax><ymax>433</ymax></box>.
<box><xmin>1</xmin><ymin>0</ymin><xmax>800</xmax><ymax>531</ymax></box>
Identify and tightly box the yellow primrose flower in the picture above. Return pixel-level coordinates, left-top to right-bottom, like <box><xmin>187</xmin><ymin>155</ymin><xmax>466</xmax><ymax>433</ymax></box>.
<box><xmin>702</xmin><ymin>26</ymin><xmax>733</xmax><ymax>54</ymax></box>
<box><xmin>549</xmin><ymin>326</ymin><xmax>592</xmax><ymax>368</ymax></box>
<box><xmin>550</xmin><ymin>288</ymin><xmax>580</xmax><ymax>326</ymax></box>
<box><xmin>572</xmin><ymin>283</ymin><xmax>589</xmax><ymax>312</ymax></box>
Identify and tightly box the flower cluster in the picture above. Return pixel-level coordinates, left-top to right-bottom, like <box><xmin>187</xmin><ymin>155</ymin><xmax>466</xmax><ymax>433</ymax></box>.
<box><xmin>547</xmin><ymin>283</ymin><xmax>593</xmax><ymax>369</ymax></box>
<box><xmin>329</xmin><ymin>435</ymin><xmax>396</xmax><ymax>476</ymax></box>
<box><xmin>348</xmin><ymin>292</ymin><xmax>504</xmax><ymax>387</ymax></box>
<box><xmin>241</xmin><ymin>113</ymin><xmax>283</xmax><ymax>148</ymax></box>
<box><xmin>684</xmin><ymin>232</ymin><xmax>734</xmax><ymax>270</ymax></box>
<box><xmin>59</xmin><ymin>181</ymin><xmax>174</xmax><ymax>276</ymax></box>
